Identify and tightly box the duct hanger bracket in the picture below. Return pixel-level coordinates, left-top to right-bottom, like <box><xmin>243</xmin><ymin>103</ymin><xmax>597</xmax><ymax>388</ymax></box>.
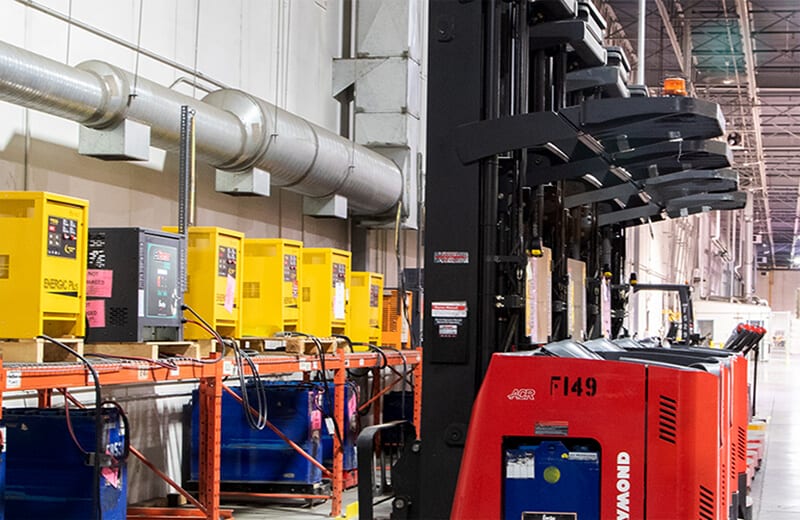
<box><xmin>215</xmin><ymin>168</ymin><xmax>271</xmax><ymax>197</ymax></box>
<box><xmin>78</xmin><ymin>119</ymin><xmax>150</xmax><ymax>161</ymax></box>
<box><xmin>303</xmin><ymin>194</ymin><xmax>348</xmax><ymax>219</ymax></box>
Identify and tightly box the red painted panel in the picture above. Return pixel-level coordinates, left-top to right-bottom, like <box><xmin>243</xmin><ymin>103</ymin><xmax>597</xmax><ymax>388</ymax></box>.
<box><xmin>452</xmin><ymin>355</ymin><xmax>647</xmax><ymax>520</ymax></box>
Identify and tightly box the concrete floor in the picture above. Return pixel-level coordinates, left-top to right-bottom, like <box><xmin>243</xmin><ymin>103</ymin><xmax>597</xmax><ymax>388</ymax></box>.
<box><xmin>225</xmin><ymin>489</ymin><xmax>363</xmax><ymax>520</ymax></box>
<box><xmin>221</xmin><ymin>351</ymin><xmax>795</xmax><ymax>519</ymax></box>
<box><xmin>750</xmin><ymin>350</ymin><xmax>800</xmax><ymax>520</ymax></box>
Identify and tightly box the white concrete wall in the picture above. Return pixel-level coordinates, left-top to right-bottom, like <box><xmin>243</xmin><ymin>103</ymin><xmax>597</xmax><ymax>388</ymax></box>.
<box><xmin>625</xmin><ymin>209</ymin><xmax>749</xmax><ymax>339</ymax></box>
<box><xmin>693</xmin><ymin>299</ymin><xmax>771</xmax><ymax>347</ymax></box>
<box><xmin>626</xmin><ymin>216</ymin><xmax>701</xmax><ymax>337</ymax></box>
<box><xmin>755</xmin><ymin>270</ymin><xmax>800</xmax><ymax>314</ymax></box>
<box><xmin>0</xmin><ymin>0</ymin><xmax>423</xmax><ymax>503</ymax></box>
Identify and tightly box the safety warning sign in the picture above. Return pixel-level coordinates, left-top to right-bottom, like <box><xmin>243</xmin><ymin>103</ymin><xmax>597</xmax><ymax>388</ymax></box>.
<box><xmin>431</xmin><ymin>301</ymin><xmax>468</xmax><ymax>318</ymax></box>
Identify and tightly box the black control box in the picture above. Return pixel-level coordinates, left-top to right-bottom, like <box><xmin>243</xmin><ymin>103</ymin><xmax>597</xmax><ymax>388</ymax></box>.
<box><xmin>85</xmin><ymin>227</ymin><xmax>183</xmax><ymax>342</ymax></box>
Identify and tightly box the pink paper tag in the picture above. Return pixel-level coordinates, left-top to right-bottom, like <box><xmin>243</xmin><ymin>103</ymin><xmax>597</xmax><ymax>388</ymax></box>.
<box><xmin>86</xmin><ymin>300</ymin><xmax>106</xmax><ymax>328</ymax></box>
<box><xmin>224</xmin><ymin>274</ymin><xmax>236</xmax><ymax>313</ymax></box>
<box><xmin>348</xmin><ymin>394</ymin><xmax>357</xmax><ymax>417</ymax></box>
<box><xmin>86</xmin><ymin>269</ymin><xmax>113</xmax><ymax>298</ymax></box>
<box><xmin>311</xmin><ymin>409</ymin><xmax>322</xmax><ymax>431</ymax></box>
<box><xmin>101</xmin><ymin>467</ymin><xmax>120</xmax><ymax>488</ymax></box>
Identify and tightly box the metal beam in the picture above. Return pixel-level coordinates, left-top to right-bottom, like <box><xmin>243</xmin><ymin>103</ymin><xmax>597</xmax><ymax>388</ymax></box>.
<box><xmin>732</xmin><ymin>0</ymin><xmax>777</xmax><ymax>266</ymax></box>
<box><xmin>637</xmin><ymin>0</ymin><xmax>646</xmax><ymax>84</ymax></box>
<box><xmin>654</xmin><ymin>0</ymin><xmax>687</xmax><ymax>77</ymax></box>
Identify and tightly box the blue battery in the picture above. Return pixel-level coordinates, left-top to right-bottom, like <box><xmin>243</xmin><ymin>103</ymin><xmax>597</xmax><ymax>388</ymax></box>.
<box><xmin>504</xmin><ymin>440</ymin><xmax>600</xmax><ymax>520</ymax></box>
<box><xmin>190</xmin><ymin>382</ymin><xmax>323</xmax><ymax>484</ymax></box>
<box><xmin>3</xmin><ymin>407</ymin><xmax>127</xmax><ymax>520</ymax></box>
<box><xmin>319</xmin><ymin>382</ymin><xmax>358</xmax><ymax>471</ymax></box>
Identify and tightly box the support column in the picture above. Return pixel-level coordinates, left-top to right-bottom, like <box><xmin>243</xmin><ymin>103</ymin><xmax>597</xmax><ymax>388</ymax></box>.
<box><xmin>331</xmin><ymin>351</ymin><xmax>347</xmax><ymax>517</ymax></box>
<box><xmin>744</xmin><ymin>192</ymin><xmax>755</xmax><ymax>300</ymax></box>
<box><xmin>198</xmin><ymin>354</ymin><xmax>222</xmax><ymax>520</ymax></box>
<box><xmin>413</xmin><ymin>350</ymin><xmax>423</xmax><ymax>440</ymax></box>
<box><xmin>637</xmin><ymin>0</ymin><xmax>647</xmax><ymax>85</ymax></box>
<box><xmin>37</xmin><ymin>388</ymin><xmax>52</xmax><ymax>408</ymax></box>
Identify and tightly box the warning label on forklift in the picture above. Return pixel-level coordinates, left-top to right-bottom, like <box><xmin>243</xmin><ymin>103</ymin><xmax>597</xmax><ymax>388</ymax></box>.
<box><xmin>433</xmin><ymin>251</ymin><xmax>469</xmax><ymax>264</ymax></box>
<box><xmin>431</xmin><ymin>301</ymin><xmax>467</xmax><ymax>318</ymax></box>
<box><xmin>435</xmin><ymin>317</ymin><xmax>462</xmax><ymax>338</ymax></box>
<box><xmin>438</xmin><ymin>324</ymin><xmax>458</xmax><ymax>337</ymax></box>
<box><xmin>535</xmin><ymin>421</ymin><xmax>569</xmax><ymax>436</ymax></box>
<box><xmin>522</xmin><ymin>513</ymin><xmax>577</xmax><ymax>520</ymax></box>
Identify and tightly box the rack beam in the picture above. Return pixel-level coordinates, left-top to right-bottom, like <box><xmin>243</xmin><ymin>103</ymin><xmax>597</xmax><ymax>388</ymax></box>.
<box><xmin>0</xmin><ymin>349</ymin><xmax>422</xmax><ymax>519</ymax></box>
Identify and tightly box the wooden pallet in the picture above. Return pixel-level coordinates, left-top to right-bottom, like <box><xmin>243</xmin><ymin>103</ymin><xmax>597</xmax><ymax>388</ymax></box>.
<box><xmin>0</xmin><ymin>337</ymin><xmax>85</xmax><ymax>363</ymax></box>
<box><xmin>237</xmin><ymin>337</ymin><xmax>289</xmax><ymax>353</ymax></box>
<box><xmin>235</xmin><ymin>336</ymin><xmax>341</xmax><ymax>356</ymax></box>
<box><xmin>194</xmin><ymin>339</ymin><xmax>225</xmax><ymax>357</ymax></box>
<box><xmin>285</xmin><ymin>336</ymin><xmax>338</xmax><ymax>355</ymax></box>
<box><xmin>83</xmin><ymin>341</ymin><xmax>201</xmax><ymax>360</ymax></box>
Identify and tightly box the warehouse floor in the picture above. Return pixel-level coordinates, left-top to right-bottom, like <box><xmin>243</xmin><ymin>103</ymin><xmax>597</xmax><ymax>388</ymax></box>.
<box><xmin>751</xmin><ymin>349</ymin><xmax>800</xmax><ymax>519</ymax></box>
<box><xmin>213</xmin><ymin>349</ymin><xmax>794</xmax><ymax>519</ymax></box>
<box><xmin>224</xmin><ymin>488</ymin><xmax>365</xmax><ymax>519</ymax></box>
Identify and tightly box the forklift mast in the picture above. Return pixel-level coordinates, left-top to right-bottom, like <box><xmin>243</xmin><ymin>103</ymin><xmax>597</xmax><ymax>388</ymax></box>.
<box><xmin>415</xmin><ymin>2</ymin><xmax>582</xmax><ymax>517</ymax></box>
<box><xmin>388</xmin><ymin>1</ymin><xmax>739</xmax><ymax>519</ymax></box>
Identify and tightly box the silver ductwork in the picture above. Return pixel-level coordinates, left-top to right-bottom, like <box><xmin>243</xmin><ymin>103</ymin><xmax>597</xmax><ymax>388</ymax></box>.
<box><xmin>0</xmin><ymin>40</ymin><xmax>403</xmax><ymax>215</ymax></box>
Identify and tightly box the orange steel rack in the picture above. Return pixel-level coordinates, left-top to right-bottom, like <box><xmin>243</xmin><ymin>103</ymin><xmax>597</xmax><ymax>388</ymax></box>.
<box><xmin>0</xmin><ymin>349</ymin><xmax>422</xmax><ymax>519</ymax></box>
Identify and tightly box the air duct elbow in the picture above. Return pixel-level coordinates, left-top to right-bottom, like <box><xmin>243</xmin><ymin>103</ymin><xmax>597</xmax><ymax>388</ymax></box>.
<box><xmin>204</xmin><ymin>89</ymin><xmax>403</xmax><ymax>215</ymax></box>
<box><xmin>0</xmin><ymin>40</ymin><xmax>403</xmax><ymax>216</ymax></box>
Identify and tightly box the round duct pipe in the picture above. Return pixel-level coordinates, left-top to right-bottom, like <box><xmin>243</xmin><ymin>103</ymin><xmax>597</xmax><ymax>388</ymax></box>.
<box><xmin>0</xmin><ymin>40</ymin><xmax>403</xmax><ymax>215</ymax></box>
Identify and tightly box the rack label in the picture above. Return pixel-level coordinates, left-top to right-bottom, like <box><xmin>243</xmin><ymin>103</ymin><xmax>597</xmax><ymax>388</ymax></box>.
<box><xmin>222</xmin><ymin>360</ymin><xmax>235</xmax><ymax>376</ymax></box>
<box><xmin>5</xmin><ymin>371</ymin><xmax>21</xmax><ymax>389</ymax></box>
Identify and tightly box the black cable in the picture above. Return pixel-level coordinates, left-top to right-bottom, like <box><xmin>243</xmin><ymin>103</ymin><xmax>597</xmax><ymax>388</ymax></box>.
<box><xmin>350</xmin><ymin>343</ymin><xmax>388</xmax><ymax>416</ymax></box>
<box><xmin>381</xmin><ymin>346</ymin><xmax>409</xmax><ymax>419</ymax></box>
<box><xmin>183</xmin><ymin>305</ymin><xmax>268</xmax><ymax>429</ymax></box>
<box><xmin>352</xmin><ymin>343</ymin><xmax>388</xmax><ymax>370</ymax></box>
<box><xmin>332</xmin><ymin>334</ymin><xmax>355</xmax><ymax>353</ymax></box>
<box><xmin>100</xmin><ymin>399</ymin><xmax>131</xmax><ymax>464</ymax></box>
<box><xmin>181</xmin><ymin>306</ymin><xmax>230</xmax><ymax>362</ymax></box>
<box><xmin>288</xmin><ymin>332</ymin><xmax>344</xmax><ymax>447</ymax></box>
<box><xmin>235</xmin><ymin>344</ymin><xmax>268</xmax><ymax>431</ymax></box>
<box><xmin>37</xmin><ymin>334</ymin><xmax>103</xmax><ymax>520</ymax></box>
<box><xmin>334</xmin><ymin>335</ymin><xmax>385</xmax><ymax>380</ymax></box>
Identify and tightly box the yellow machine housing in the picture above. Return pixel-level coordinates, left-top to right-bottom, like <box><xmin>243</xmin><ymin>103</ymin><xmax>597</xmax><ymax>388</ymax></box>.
<box><xmin>241</xmin><ymin>238</ymin><xmax>303</xmax><ymax>337</ymax></box>
<box><xmin>164</xmin><ymin>226</ymin><xmax>244</xmax><ymax>339</ymax></box>
<box><xmin>350</xmin><ymin>272</ymin><xmax>384</xmax><ymax>349</ymax></box>
<box><xmin>301</xmin><ymin>248</ymin><xmax>351</xmax><ymax>337</ymax></box>
<box><xmin>0</xmin><ymin>191</ymin><xmax>88</xmax><ymax>338</ymax></box>
<box><xmin>382</xmin><ymin>289</ymin><xmax>413</xmax><ymax>349</ymax></box>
